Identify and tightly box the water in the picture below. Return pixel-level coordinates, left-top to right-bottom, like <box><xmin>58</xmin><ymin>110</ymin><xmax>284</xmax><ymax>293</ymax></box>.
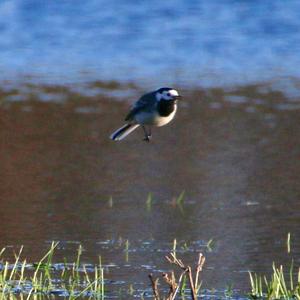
<box><xmin>0</xmin><ymin>0</ymin><xmax>300</xmax><ymax>86</ymax></box>
<box><xmin>1</xmin><ymin>0</ymin><xmax>300</xmax><ymax>298</ymax></box>
<box><xmin>1</xmin><ymin>83</ymin><xmax>300</xmax><ymax>298</ymax></box>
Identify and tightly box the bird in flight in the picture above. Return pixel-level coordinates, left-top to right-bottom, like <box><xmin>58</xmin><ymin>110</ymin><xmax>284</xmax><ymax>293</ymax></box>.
<box><xmin>110</xmin><ymin>87</ymin><xmax>181</xmax><ymax>142</ymax></box>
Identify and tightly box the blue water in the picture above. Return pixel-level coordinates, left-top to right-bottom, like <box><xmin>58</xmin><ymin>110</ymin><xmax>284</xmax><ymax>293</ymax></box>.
<box><xmin>0</xmin><ymin>0</ymin><xmax>300</xmax><ymax>87</ymax></box>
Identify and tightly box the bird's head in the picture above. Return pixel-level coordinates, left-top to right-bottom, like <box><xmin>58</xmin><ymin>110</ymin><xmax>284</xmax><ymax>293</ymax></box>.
<box><xmin>155</xmin><ymin>87</ymin><xmax>181</xmax><ymax>101</ymax></box>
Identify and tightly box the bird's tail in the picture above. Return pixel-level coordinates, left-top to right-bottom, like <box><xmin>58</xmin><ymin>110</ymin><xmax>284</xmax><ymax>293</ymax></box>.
<box><xmin>110</xmin><ymin>123</ymin><xmax>140</xmax><ymax>141</ymax></box>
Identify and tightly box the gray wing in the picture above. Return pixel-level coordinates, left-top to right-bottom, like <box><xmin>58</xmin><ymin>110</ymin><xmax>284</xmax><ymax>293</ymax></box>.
<box><xmin>125</xmin><ymin>92</ymin><xmax>156</xmax><ymax>121</ymax></box>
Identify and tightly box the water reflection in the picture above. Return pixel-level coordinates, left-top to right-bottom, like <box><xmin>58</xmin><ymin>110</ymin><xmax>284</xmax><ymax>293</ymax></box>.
<box><xmin>0</xmin><ymin>82</ymin><xmax>299</xmax><ymax>295</ymax></box>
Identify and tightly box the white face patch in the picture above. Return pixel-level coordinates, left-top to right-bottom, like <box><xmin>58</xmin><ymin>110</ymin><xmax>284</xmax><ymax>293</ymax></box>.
<box><xmin>156</xmin><ymin>89</ymin><xmax>180</xmax><ymax>101</ymax></box>
<box><xmin>167</xmin><ymin>89</ymin><xmax>179</xmax><ymax>97</ymax></box>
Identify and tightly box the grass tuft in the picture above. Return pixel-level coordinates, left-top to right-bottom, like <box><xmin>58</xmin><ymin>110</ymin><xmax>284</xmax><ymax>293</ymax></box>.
<box><xmin>0</xmin><ymin>242</ymin><xmax>105</xmax><ymax>299</ymax></box>
<box><xmin>248</xmin><ymin>233</ymin><xmax>300</xmax><ymax>300</ymax></box>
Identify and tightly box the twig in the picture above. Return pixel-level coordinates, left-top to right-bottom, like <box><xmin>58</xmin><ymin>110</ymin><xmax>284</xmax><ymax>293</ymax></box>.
<box><xmin>163</xmin><ymin>271</ymin><xmax>177</xmax><ymax>298</ymax></box>
<box><xmin>149</xmin><ymin>274</ymin><xmax>160</xmax><ymax>300</ymax></box>
<box><xmin>188</xmin><ymin>266</ymin><xmax>197</xmax><ymax>300</ymax></box>
<box><xmin>194</xmin><ymin>253</ymin><xmax>205</xmax><ymax>293</ymax></box>
<box><xmin>169</xmin><ymin>269</ymin><xmax>188</xmax><ymax>300</ymax></box>
<box><xmin>149</xmin><ymin>252</ymin><xmax>206</xmax><ymax>300</ymax></box>
<box><xmin>165</xmin><ymin>253</ymin><xmax>185</xmax><ymax>269</ymax></box>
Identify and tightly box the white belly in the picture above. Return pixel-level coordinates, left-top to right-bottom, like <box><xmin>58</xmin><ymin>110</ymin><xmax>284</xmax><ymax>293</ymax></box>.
<box><xmin>135</xmin><ymin>105</ymin><xmax>177</xmax><ymax>127</ymax></box>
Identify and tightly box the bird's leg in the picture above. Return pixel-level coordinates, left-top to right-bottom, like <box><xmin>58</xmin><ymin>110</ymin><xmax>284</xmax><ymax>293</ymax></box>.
<box><xmin>142</xmin><ymin>126</ymin><xmax>151</xmax><ymax>142</ymax></box>
<box><xmin>148</xmin><ymin>126</ymin><xmax>152</xmax><ymax>138</ymax></box>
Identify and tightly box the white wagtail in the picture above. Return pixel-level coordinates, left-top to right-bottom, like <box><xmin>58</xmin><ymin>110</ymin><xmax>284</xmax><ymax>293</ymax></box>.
<box><xmin>110</xmin><ymin>87</ymin><xmax>181</xmax><ymax>142</ymax></box>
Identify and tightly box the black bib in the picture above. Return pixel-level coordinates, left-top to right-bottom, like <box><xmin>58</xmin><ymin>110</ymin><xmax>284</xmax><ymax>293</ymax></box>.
<box><xmin>157</xmin><ymin>100</ymin><xmax>176</xmax><ymax>117</ymax></box>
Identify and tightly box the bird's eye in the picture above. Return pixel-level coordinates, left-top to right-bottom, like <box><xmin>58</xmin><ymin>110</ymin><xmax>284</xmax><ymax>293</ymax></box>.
<box><xmin>167</xmin><ymin>93</ymin><xmax>171</xmax><ymax>96</ymax></box>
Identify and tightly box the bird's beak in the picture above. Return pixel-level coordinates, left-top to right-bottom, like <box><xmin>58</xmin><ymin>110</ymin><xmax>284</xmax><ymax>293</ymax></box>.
<box><xmin>175</xmin><ymin>95</ymin><xmax>182</xmax><ymax>99</ymax></box>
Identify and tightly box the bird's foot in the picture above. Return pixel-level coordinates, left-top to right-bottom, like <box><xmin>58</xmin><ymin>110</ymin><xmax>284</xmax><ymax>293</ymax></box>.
<box><xmin>143</xmin><ymin>135</ymin><xmax>151</xmax><ymax>142</ymax></box>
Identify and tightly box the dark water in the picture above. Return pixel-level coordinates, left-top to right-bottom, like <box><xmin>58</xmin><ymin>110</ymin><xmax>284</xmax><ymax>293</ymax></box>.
<box><xmin>1</xmin><ymin>0</ymin><xmax>300</xmax><ymax>86</ymax></box>
<box><xmin>0</xmin><ymin>82</ymin><xmax>300</xmax><ymax>298</ymax></box>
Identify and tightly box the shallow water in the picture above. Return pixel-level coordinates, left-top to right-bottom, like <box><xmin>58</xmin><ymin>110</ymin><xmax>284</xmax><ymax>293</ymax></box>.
<box><xmin>0</xmin><ymin>81</ymin><xmax>300</xmax><ymax>298</ymax></box>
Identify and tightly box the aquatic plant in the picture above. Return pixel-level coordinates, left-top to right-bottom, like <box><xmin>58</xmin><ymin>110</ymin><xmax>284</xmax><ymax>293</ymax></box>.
<box><xmin>0</xmin><ymin>242</ymin><xmax>105</xmax><ymax>299</ymax></box>
<box><xmin>146</xmin><ymin>192</ymin><xmax>153</xmax><ymax>211</ymax></box>
<box><xmin>176</xmin><ymin>191</ymin><xmax>185</xmax><ymax>206</ymax></box>
<box><xmin>248</xmin><ymin>233</ymin><xmax>300</xmax><ymax>299</ymax></box>
<box><xmin>205</xmin><ymin>239</ymin><xmax>215</xmax><ymax>252</ymax></box>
